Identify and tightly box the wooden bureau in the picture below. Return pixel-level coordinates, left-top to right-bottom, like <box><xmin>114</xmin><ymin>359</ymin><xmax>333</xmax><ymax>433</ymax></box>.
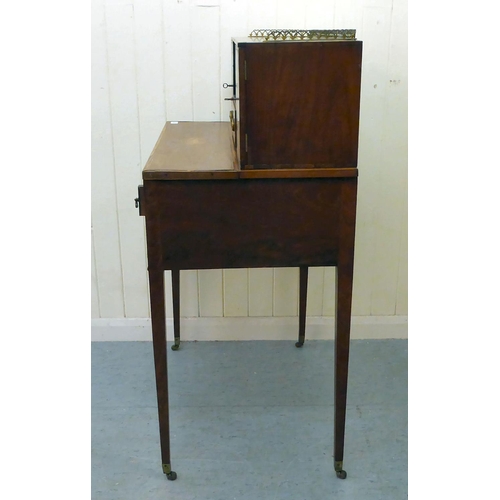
<box><xmin>137</xmin><ymin>29</ymin><xmax>362</xmax><ymax>482</ymax></box>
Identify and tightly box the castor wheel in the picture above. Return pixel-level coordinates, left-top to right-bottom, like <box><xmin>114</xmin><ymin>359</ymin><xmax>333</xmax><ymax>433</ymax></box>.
<box><xmin>336</xmin><ymin>470</ymin><xmax>347</xmax><ymax>479</ymax></box>
<box><xmin>166</xmin><ymin>471</ymin><xmax>177</xmax><ymax>481</ymax></box>
<box><xmin>171</xmin><ymin>344</ymin><xmax>180</xmax><ymax>351</ymax></box>
<box><xmin>295</xmin><ymin>341</ymin><xmax>304</xmax><ymax>348</ymax></box>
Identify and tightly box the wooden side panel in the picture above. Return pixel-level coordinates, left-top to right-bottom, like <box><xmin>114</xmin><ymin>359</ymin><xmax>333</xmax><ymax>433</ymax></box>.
<box><xmin>243</xmin><ymin>41</ymin><xmax>362</xmax><ymax>167</ymax></box>
<box><xmin>146</xmin><ymin>179</ymin><xmax>343</xmax><ymax>270</ymax></box>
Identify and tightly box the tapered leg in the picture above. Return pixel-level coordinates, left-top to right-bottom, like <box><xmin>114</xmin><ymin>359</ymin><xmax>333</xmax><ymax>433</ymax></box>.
<box><xmin>296</xmin><ymin>266</ymin><xmax>308</xmax><ymax>347</ymax></box>
<box><xmin>333</xmin><ymin>263</ymin><xmax>354</xmax><ymax>479</ymax></box>
<box><xmin>171</xmin><ymin>269</ymin><xmax>180</xmax><ymax>351</ymax></box>
<box><xmin>148</xmin><ymin>269</ymin><xmax>177</xmax><ymax>480</ymax></box>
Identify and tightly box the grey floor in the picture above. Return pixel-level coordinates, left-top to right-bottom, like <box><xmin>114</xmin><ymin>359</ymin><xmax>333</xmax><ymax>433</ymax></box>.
<box><xmin>92</xmin><ymin>340</ymin><xmax>407</xmax><ymax>500</ymax></box>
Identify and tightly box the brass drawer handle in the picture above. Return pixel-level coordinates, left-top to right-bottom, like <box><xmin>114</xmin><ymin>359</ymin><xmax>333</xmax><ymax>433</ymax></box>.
<box><xmin>229</xmin><ymin>110</ymin><xmax>236</xmax><ymax>131</ymax></box>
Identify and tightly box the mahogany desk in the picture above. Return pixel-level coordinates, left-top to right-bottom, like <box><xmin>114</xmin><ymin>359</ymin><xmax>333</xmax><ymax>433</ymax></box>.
<box><xmin>136</xmin><ymin>121</ymin><xmax>358</xmax><ymax>481</ymax></box>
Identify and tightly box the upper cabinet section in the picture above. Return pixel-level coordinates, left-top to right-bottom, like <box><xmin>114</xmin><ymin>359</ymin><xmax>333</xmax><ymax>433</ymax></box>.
<box><xmin>230</xmin><ymin>31</ymin><xmax>363</xmax><ymax>170</ymax></box>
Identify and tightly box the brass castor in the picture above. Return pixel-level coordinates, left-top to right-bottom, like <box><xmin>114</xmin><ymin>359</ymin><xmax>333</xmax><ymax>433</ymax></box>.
<box><xmin>334</xmin><ymin>461</ymin><xmax>347</xmax><ymax>479</ymax></box>
<box><xmin>162</xmin><ymin>464</ymin><xmax>177</xmax><ymax>480</ymax></box>
<box><xmin>336</xmin><ymin>470</ymin><xmax>347</xmax><ymax>479</ymax></box>
<box><xmin>295</xmin><ymin>341</ymin><xmax>304</xmax><ymax>348</ymax></box>
<box><xmin>171</xmin><ymin>339</ymin><xmax>180</xmax><ymax>351</ymax></box>
<box><xmin>166</xmin><ymin>471</ymin><xmax>177</xmax><ymax>481</ymax></box>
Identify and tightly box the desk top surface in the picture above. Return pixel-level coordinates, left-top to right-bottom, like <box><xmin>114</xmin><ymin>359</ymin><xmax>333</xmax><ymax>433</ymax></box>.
<box><xmin>142</xmin><ymin>122</ymin><xmax>357</xmax><ymax>181</ymax></box>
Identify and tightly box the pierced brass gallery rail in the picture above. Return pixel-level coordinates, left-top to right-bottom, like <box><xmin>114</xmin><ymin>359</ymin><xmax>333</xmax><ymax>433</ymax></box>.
<box><xmin>249</xmin><ymin>29</ymin><xmax>356</xmax><ymax>41</ymax></box>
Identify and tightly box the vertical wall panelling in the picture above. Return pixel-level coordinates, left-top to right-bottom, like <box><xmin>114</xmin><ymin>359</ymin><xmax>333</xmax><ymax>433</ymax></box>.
<box><xmin>134</xmin><ymin>0</ymin><xmax>166</xmax><ymax>319</ymax></box>
<box><xmin>246</xmin><ymin>0</ymin><xmax>278</xmax><ymax>32</ymax></box>
<box><xmin>91</xmin><ymin>0</ymin><xmax>125</xmax><ymax>318</ymax></box>
<box><xmin>396</xmin><ymin>197</ymin><xmax>408</xmax><ymax>315</ymax></box>
<box><xmin>91</xmin><ymin>228</ymin><xmax>101</xmax><ymax>318</ymax></box>
<box><xmin>164</xmin><ymin>270</ymin><xmax>173</xmax><ymax>318</ymax></box>
<box><xmin>388</xmin><ymin>0</ymin><xmax>408</xmax><ymax>316</ymax></box>
<box><xmin>304</xmin><ymin>1</ymin><xmax>335</xmax><ymax>28</ymax></box>
<box><xmin>220</xmin><ymin>0</ymin><xmax>249</xmax><ymax>121</ymax></box>
<box><xmin>367</xmin><ymin>1</ymin><xmax>407</xmax><ymax>315</ymax></box>
<box><xmin>223</xmin><ymin>269</ymin><xmax>249</xmax><ymax>317</ymax></box>
<box><xmin>336</xmin><ymin>0</ymin><xmax>368</xmax><ymax>30</ymax></box>
<box><xmin>248</xmin><ymin>268</ymin><xmax>274</xmax><ymax>317</ymax></box>
<box><xmin>164</xmin><ymin>0</ymin><xmax>194</xmax><ymax>120</ymax></box>
<box><xmin>104</xmin><ymin>0</ymin><xmax>149</xmax><ymax>318</ymax></box>
<box><xmin>276</xmin><ymin>0</ymin><xmax>307</xmax><ymax>28</ymax></box>
<box><xmin>134</xmin><ymin>0</ymin><xmax>168</xmax><ymax>159</ymax></box>
<box><xmin>273</xmin><ymin>268</ymin><xmax>299</xmax><ymax>317</ymax></box>
<box><xmin>180</xmin><ymin>270</ymin><xmax>199</xmax><ymax>317</ymax></box>
<box><xmin>322</xmin><ymin>267</ymin><xmax>337</xmax><ymax>317</ymax></box>
<box><xmin>351</xmin><ymin>3</ymin><xmax>392</xmax><ymax>316</ymax></box>
<box><xmin>191</xmin><ymin>3</ymin><xmax>221</xmax><ymax>120</ymax></box>
<box><xmin>199</xmin><ymin>270</ymin><xmax>224</xmax><ymax>316</ymax></box>
<box><xmin>306</xmin><ymin>266</ymin><xmax>324</xmax><ymax>317</ymax></box>
<box><xmin>91</xmin><ymin>0</ymin><xmax>408</xmax><ymax>323</ymax></box>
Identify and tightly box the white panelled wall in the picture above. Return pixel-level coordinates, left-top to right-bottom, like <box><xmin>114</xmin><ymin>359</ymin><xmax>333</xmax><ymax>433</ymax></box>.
<box><xmin>91</xmin><ymin>0</ymin><xmax>408</xmax><ymax>340</ymax></box>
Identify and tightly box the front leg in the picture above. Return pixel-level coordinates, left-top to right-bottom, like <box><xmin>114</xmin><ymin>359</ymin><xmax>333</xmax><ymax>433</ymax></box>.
<box><xmin>148</xmin><ymin>269</ymin><xmax>177</xmax><ymax>480</ymax></box>
<box><xmin>296</xmin><ymin>266</ymin><xmax>308</xmax><ymax>347</ymax></box>
<box><xmin>333</xmin><ymin>263</ymin><xmax>353</xmax><ymax>479</ymax></box>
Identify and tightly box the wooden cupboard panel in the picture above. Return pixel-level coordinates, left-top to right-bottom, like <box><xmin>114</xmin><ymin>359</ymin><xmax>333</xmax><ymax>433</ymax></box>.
<box><xmin>239</xmin><ymin>40</ymin><xmax>362</xmax><ymax>168</ymax></box>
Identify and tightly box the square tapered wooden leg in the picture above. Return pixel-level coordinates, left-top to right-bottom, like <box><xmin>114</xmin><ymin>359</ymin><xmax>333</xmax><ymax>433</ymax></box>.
<box><xmin>333</xmin><ymin>178</ymin><xmax>357</xmax><ymax>480</ymax></box>
<box><xmin>148</xmin><ymin>269</ymin><xmax>177</xmax><ymax>480</ymax></box>
<box><xmin>334</xmin><ymin>263</ymin><xmax>353</xmax><ymax>480</ymax></box>
<box><xmin>171</xmin><ymin>269</ymin><xmax>180</xmax><ymax>351</ymax></box>
<box><xmin>296</xmin><ymin>266</ymin><xmax>308</xmax><ymax>347</ymax></box>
